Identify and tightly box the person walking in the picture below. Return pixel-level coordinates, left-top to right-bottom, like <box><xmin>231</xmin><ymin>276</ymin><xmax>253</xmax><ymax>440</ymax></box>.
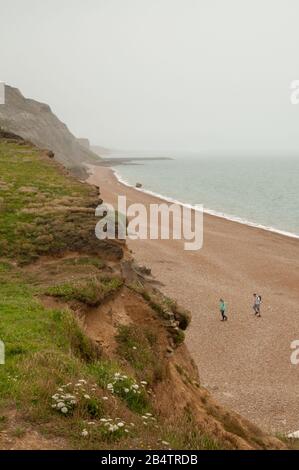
<box><xmin>219</xmin><ymin>298</ymin><xmax>228</xmax><ymax>321</ymax></box>
<box><xmin>253</xmin><ymin>293</ymin><xmax>262</xmax><ymax>317</ymax></box>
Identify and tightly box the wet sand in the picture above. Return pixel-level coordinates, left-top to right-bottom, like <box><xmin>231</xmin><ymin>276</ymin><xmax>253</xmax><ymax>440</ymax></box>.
<box><xmin>88</xmin><ymin>164</ymin><xmax>299</xmax><ymax>433</ymax></box>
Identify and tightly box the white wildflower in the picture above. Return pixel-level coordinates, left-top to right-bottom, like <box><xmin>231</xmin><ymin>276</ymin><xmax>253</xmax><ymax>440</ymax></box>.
<box><xmin>81</xmin><ymin>429</ymin><xmax>89</xmax><ymax>437</ymax></box>
<box><xmin>61</xmin><ymin>407</ymin><xmax>68</xmax><ymax>414</ymax></box>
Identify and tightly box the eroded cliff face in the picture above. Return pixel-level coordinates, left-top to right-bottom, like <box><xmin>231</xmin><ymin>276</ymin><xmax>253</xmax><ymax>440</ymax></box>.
<box><xmin>0</xmin><ymin>85</ymin><xmax>98</xmax><ymax>172</ymax></box>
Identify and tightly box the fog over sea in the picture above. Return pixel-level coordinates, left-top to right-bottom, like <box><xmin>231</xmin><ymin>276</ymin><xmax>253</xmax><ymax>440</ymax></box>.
<box><xmin>109</xmin><ymin>155</ymin><xmax>299</xmax><ymax>238</ymax></box>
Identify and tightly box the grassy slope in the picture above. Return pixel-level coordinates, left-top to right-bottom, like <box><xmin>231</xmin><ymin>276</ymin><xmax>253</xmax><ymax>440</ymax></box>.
<box><xmin>0</xmin><ymin>138</ymin><xmax>222</xmax><ymax>449</ymax></box>
<box><xmin>0</xmin><ymin>137</ymin><xmax>286</xmax><ymax>450</ymax></box>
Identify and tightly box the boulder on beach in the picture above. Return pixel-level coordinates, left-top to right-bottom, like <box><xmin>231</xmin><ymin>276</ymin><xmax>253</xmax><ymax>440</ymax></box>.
<box><xmin>136</xmin><ymin>182</ymin><xmax>142</xmax><ymax>188</ymax></box>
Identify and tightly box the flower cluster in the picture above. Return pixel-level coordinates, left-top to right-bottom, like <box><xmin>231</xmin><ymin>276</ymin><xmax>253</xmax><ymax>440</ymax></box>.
<box><xmin>51</xmin><ymin>379</ymin><xmax>97</xmax><ymax>415</ymax></box>
<box><xmin>99</xmin><ymin>417</ymin><xmax>132</xmax><ymax>435</ymax></box>
<box><xmin>7</xmin><ymin>374</ymin><xmax>18</xmax><ymax>383</ymax></box>
<box><xmin>142</xmin><ymin>412</ymin><xmax>157</xmax><ymax>427</ymax></box>
<box><xmin>80</xmin><ymin>417</ymin><xmax>133</xmax><ymax>440</ymax></box>
<box><xmin>106</xmin><ymin>372</ymin><xmax>147</xmax><ymax>397</ymax></box>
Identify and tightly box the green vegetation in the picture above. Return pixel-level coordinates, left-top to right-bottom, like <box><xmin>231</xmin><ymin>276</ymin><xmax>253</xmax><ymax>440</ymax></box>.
<box><xmin>172</xmin><ymin>328</ymin><xmax>185</xmax><ymax>345</ymax></box>
<box><xmin>162</xmin><ymin>407</ymin><xmax>221</xmax><ymax>450</ymax></box>
<box><xmin>116</xmin><ymin>325</ymin><xmax>164</xmax><ymax>384</ymax></box>
<box><xmin>90</xmin><ymin>360</ymin><xmax>150</xmax><ymax>414</ymax></box>
<box><xmin>62</xmin><ymin>256</ymin><xmax>106</xmax><ymax>270</ymax></box>
<box><xmin>0</xmin><ymin>140</ymin><xmax>103</xmax><ymax>264</ymax></box>
<box><xmin>0</xmin><ymin>261</ymin><xmax>13</xmax><ymax>272</ymax></box>
<box><xmin>0</xmin><ymin>264</ymin><xmax>151</xmax><ymax>448</ymax></box>
<box><xmin>45</xmin><ymin>276</ymin><xmax>123</xmax><ymax>306</ymax></box>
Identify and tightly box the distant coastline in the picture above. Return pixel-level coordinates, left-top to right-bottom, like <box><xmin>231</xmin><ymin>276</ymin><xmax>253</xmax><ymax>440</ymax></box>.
<box><xmin>93</xmin><ymin>156</ymin><xmax>173</xmax><ymax>167</ymax></box>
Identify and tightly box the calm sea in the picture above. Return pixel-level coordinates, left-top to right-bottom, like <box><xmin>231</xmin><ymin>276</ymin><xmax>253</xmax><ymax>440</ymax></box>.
<box><xmin>110</xmin><ymin>155</ymin><xmax>299</xmax><ymax>238</ymax></box>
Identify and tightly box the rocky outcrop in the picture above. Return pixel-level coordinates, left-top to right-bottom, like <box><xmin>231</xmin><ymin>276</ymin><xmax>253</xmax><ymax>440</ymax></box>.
<box><xmin>0</xmin><ymin>85</ymin><xmax>99</xmax><ymax>171</ymax></box>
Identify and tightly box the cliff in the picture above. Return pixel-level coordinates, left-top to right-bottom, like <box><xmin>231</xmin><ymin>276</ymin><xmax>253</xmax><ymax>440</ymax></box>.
<box><xmin>0</xmin><ymin>85</ymin><xmax>99</xmax><ymax>173</ymax></box>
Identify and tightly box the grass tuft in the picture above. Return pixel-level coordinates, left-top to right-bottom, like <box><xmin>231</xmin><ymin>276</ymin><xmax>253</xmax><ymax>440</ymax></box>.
<box><xmin>45</xmin><ymin>277</ymin><xmax>123</xmax><ymax>306</ymax></box>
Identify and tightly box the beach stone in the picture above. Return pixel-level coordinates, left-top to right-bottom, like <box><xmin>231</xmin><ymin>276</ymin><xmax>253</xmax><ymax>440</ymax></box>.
<box><xmin>136</xmin><ymin>182</ymin><xmax>142</xmax><ymax>188</ymax></box>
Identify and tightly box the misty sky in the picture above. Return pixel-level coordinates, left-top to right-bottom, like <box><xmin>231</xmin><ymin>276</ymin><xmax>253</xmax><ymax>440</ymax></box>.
<box><xmin>1</xmin><ymin>0</ymin><xmax>299</xmax><ymax>155</ymax></box>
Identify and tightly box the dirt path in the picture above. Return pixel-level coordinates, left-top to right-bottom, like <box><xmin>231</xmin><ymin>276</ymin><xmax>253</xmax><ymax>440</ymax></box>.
<box><xmin>88</xmin><ymin>165</ymin><xmax>299</xmax><ymax>433</ymax></box>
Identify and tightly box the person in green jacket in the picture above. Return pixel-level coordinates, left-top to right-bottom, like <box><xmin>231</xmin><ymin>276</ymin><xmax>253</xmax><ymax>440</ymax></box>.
<box><xmin>219</xmin><ymin>298</ymin><xmax>227</xmax><ymax>321</ymax></box>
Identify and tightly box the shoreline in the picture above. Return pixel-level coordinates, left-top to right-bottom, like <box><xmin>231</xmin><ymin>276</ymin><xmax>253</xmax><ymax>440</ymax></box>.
<box><xmin>111</xmin><ymin>167</ymin><xmax>299</xmax><ymax>241</ymax></box>
<box><xmin>86</xmin><ymin>163</ymin><xmax>299</xmax><ymax>434</ymax></box>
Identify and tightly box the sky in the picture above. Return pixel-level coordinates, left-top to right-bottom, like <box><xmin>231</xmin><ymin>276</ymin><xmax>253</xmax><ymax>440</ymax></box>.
<box><xmin>1</xmin><ymin>0</ymin><xmax>299</xmax><ymax>155</ymax></box>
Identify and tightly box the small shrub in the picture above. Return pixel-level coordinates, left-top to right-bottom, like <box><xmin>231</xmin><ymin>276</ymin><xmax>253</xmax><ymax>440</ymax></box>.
<box><xmin>172</xmin><ymin>329</ymin><xmax>185</xmax><ymax>345</ymax></box>
<box><xmin>170</xmin><ymin>303</ymin><xmax>191</xmax><ymax>330</ymax></box>
<box><xmin>6</xmin><ymin>345</ymin><xmax>27</xmax><ymax>357</ymax></box>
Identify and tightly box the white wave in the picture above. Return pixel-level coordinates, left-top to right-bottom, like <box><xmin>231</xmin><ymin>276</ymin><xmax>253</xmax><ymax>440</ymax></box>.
<box><xmin>113</xmin><ymin>169</ymin><xmax>299</xmax><ymax>240</ymax></box>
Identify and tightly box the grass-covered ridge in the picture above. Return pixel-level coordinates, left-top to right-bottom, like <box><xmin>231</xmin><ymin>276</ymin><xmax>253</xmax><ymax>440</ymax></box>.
<box><xmin>45</xmin><ymin>276</ymin><xmax>123</xmax><ymax>306</ymax></box>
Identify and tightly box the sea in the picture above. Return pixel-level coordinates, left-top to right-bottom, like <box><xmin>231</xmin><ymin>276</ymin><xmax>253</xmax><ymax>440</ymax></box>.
<box><xmin>108</xmin><ymin>154</ymin><xmax>299</xmax><ymax>238</ymax></box>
